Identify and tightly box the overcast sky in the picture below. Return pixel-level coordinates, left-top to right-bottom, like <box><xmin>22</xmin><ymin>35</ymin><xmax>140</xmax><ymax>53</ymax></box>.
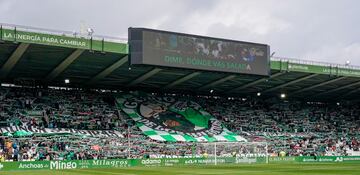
<box><xmin>0</xmin><ymin>0</ymin><xmax>359</xmax><ymax>65</ymax></box>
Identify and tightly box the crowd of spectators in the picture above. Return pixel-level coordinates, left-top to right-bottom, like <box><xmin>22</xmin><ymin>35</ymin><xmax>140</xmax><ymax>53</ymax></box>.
<box><xmin>0</xmin><ymin>87</ymin><xmax>131</xmax><ymax>161</ymax></box>
<box><xmin>0</xmin><ymin>87</ymin><xmax>359</xmax><ymax>162</ymax></box>
<box><xmin>198</xmin><ymin>97</ymin><xmax>360</xmax><ymax>157</ymax></box>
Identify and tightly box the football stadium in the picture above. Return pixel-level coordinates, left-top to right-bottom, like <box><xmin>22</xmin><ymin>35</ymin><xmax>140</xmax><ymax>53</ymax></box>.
<box><xmin>0</xmin><ymin>23</ymin><xmax>360</xmax><ymax>175</ymax></box>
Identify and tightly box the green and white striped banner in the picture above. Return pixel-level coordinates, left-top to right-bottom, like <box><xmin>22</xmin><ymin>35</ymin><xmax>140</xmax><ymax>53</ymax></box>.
<box><xmin>116</xmin><ymin>93</ymin><xmax>246</xmax><ymax>142</ymax></box>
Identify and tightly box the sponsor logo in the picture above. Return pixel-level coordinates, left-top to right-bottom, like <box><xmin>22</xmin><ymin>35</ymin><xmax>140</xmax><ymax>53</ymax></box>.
<box><xmin>164</xmin><ymin>159</ymin><xmax>179</xmax><ymax>163</ymax></box>
<box><xmin>335</xmin><ymin>157</ymin><xmax>343</xmax><ymax>162</ymax></box>
<box><xmin>318</xmin><ymin>158</ymin><xmax>334</xmax><ymax>162</ymax></box>
<box><xmin>302</xmin><ymin>157</ymin><xmax>338</xmax><ymax>162</ymax></box>
<box><xmin>185</xmin><ymin>159</ymin><xmax>198</xmax><ymax>164</ymax></box>
<box><xmin>141</xmin><ymin>159</ymin><xmax>161</xmax><ymax>165</ymax></box>
<box><xmin>343</xmin><ymin>157</ymin><xmax>360</xmax><ymax>161</ymax></box>
<box><xmin>236</xmin><ymin>157</ymin><xmax>257</xmax><ymax>164</ymax></box>
<box><xmin>269</xmin><ymin>157</ymin><xmax>295</xmax><ymax>161</ymax></box>
<box><xmin>197</xmin><ymin>159</ymin><xmax>225</xmax><ymax>164</ymax></box>
<box><xmin>50</xmin><ymin>161</ymin><xmax>77</xmax><ymax>170</ymax></box>
<box><xmin>18</xmin><ymin>163</ymin><xmax>45</xmax><ymax>169</ymax></box>
<box><xmin>3</xmin><ymin>32</ymin><xmax>87</xmax><ymax>47</ymax></box>
<box><xmin>164</xmin><ymin>159</ymin><xmax>180</xmax><ymax>166</ymax></box>
<box><xmin>78</xmin><ymin>161</ymin><xmax>91</xmax><ymax>169</ymax></box>
<box><xmin>302</xmin><ymin>158</ymin><xmax>317</xmax><ymax>162</ymax></box>
<box><xmin>92</xmin><ymin>160</ymin><xmax>128</xmax><ymax>167</ymax></box>
<box><xmin>288</xmin><ymin>64</ymin><xmax>308</xmax><ymax>71</ymax></box>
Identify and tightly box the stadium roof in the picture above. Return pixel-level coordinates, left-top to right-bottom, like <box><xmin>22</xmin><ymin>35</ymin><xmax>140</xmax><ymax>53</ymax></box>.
<box><xmin>1</xmin><ymin>24</ymin><xmax>360</xmax><ymax>101</ymax></box>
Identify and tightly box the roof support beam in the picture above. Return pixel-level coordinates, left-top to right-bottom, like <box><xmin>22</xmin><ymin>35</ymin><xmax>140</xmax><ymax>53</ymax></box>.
<box><xmin>262</xmin><ymin>74</ymin><xmax>317</xmax><ymax>93</ymax></box>
<box><xmin>0</xmin><ymin>43</ymin><xmax>30</xmax><ymax>79</ymax></box>
<box><xmin>291</xmin><ymin>76</ymin><xmax>346</xmax><ymax>95</ymax></box>
<box><xmin>226</xmin><ymin>72</ymin><xmax>284</xmax><ymax>93</ymax></box>
<box><xmin>163</xmin><ymin>71</ymin><xmax>201</xmax><ymax>89</ymax></box>
<box><xmin>341</xmin><ymin>88</ymin><xmax>360</xmax><ymax>98</ymax></box>
<box><xmin>126</xmin><ymin>68</ymin><xmax>162</xmax><ymax>87</ymax></box>
<box><xmin>198</xmin><ymin>75</ymin><xmax>236</xmax><ymax>91</ymax></box>
<box><xmin>315</xmin><ymin>80</ymin><xmax>360</xmax><ymax>97</ymax></box>
<box><xmin>45</xmin><ymin>49</ymin><xmax>84</xmax><ymax>81</ymax></box>
<box><xmin>87</xmin><ymin>56</ymin><xmax>128</xmax><ymax>85</ymax></box>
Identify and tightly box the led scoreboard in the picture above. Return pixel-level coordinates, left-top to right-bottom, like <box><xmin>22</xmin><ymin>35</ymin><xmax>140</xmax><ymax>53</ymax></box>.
<box><xmin>129</xmin><ymin>28</ymin><xmax>270</xmax><ymax>76</ymax></box>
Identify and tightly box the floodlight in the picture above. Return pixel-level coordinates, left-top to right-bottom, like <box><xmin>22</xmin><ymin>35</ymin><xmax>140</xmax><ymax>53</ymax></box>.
<box><xmin>87</xmin><ymin>28</ymin><xmax>94</xmax><ymax>36</ymax></box>
<box><xmin>65</xmin><ymin>79</ymin><xmax>70</xmax><ymax>84</ymax></box>
<box><xmin>280</xmin><ymin>93</ymin><xmax>286</xmax><ymax>98</ymax></box>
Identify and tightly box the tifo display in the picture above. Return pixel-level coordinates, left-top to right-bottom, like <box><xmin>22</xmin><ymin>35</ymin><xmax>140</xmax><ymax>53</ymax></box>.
<box><xmin>0</xmin><ymin>87</ymin><xmax>359</xmax><ymax>166</ymax></box>
<box><xmin>117</xmin><ymin>93</ymin><xmax>245</xmax><ymax>142</ymax></box>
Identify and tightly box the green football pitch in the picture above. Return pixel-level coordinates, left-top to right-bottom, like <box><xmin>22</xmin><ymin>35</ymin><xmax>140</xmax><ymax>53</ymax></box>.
<box><xmin>1</xmin><ymin>163</ymin><xmax>359</xmax><ymax>175</ymax></box>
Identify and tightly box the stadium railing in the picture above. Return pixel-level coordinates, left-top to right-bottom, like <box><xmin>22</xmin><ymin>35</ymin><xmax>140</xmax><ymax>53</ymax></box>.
<box><xmin>271</xmin><ymin>56</ymin><xmax>360</xmax><ymax>70</ymax></box>
<box><xmin>0</xmin><ymin>23</ymin><xmax>128</xmax><ymax>44</ymax></box>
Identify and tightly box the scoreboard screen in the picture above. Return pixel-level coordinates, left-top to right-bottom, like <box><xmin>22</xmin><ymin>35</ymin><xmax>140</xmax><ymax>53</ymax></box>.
<box><xmin>129</xmin><ymin>28</ymin><xmax>270</xmax><ymax>76</ymax></box>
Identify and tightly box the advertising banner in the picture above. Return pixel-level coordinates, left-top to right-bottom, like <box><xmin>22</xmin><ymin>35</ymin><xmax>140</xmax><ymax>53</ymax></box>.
<box><xmin>296</xmin><ymin>156</ymin><xmax>360</xmax><ymax>163</ymax></box>
<box><xmin>0</xmin><ymin>28</ymin><xmax>127</xmax><ymax>53</ymax></box>
<box><xmin>271</xmin><ymin>61</ymin><xmax>360</xmax><ymax>78</ymax></box>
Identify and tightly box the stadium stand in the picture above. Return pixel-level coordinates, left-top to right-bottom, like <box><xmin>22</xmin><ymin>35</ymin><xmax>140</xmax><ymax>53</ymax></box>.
<box><xmin>1</xmin><ymin>24</ymin><xmax>360</xmax><ymax>173</ymax></box>
<box><xmin>0</xmin><ymin>87</ymin><xmax>128</xmax><ymax>161</ymax></box>
<box><xmin>0</xmin><ymin>87</ymin><xmax>359</xmax><ymax>162</ymax></box>
<box><xmin>199</xmin><ymin>97</ymin><xmax>360</xmax><ymax>156</ymax></box>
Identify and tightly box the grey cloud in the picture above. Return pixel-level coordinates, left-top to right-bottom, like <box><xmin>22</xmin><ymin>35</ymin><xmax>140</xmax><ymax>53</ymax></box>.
<box><xmin>0</xmin><ymin>0</ymin><xmax>359</xmax><ymax>65</ymax></box>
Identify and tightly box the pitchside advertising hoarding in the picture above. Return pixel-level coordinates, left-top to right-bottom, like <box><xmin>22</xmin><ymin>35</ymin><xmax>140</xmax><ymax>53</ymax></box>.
<box><xmin>1</xmin><ymin>157</ymin><xmax>360</xmax><ymax>171</ymax></box>
<box><xmin>129</xmin><ymin>28</ymin><xmax>270</xmax><ymax>76</ymax></box>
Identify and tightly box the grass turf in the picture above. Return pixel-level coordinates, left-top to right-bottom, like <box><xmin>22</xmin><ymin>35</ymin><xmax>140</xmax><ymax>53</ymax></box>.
<box><xmin>1</xmin><ymin>163</ymin><xmax>359</xmax><ymax>175</ymax></box>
